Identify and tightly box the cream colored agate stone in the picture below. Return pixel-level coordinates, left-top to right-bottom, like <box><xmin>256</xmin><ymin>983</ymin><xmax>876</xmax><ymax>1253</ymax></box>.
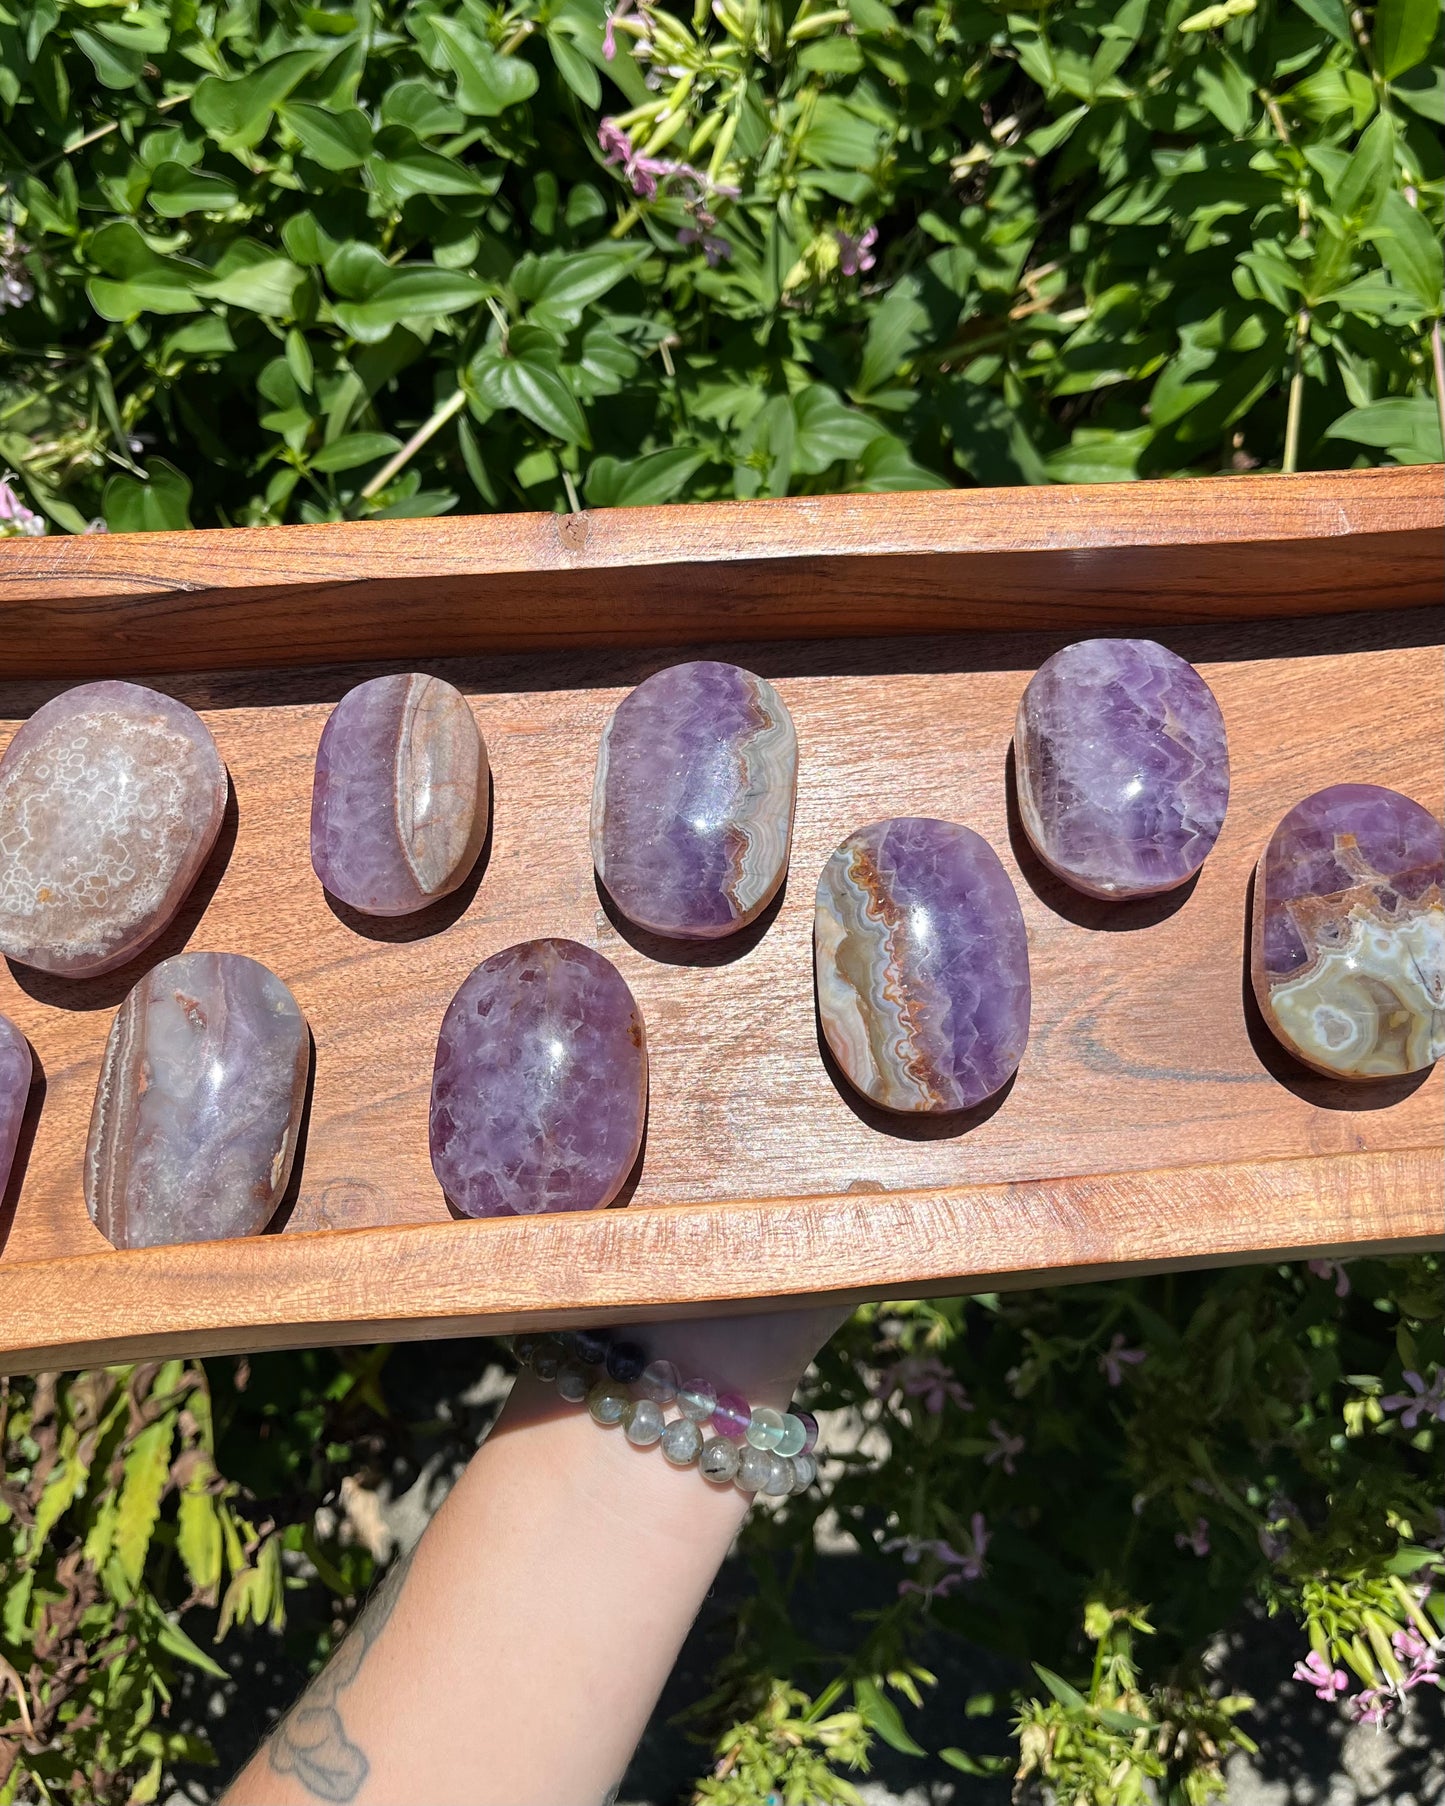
<box><xmin>0</xmin><ymin>681</ymin><xmax>227</xmax><ymax>977</ymax></box>
<box><xmin>1251</xmin><ymin>783</ymin><xmax>1443</xmax><ymax>1079</ymax></box>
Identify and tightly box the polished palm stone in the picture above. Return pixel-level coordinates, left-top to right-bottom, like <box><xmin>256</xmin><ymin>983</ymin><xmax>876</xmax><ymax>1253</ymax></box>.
<box><xmin>1015</xmin><ymin>638</ymin><xmax>1229</xmax><ymax>899</ymax></box>
<box><xmin>816</xmin><ymin>817</ymin><xmax>1031</xmax><ymax>1114</ymax></box>
<box><xmin>312</xmin><ymin>673</ymin><xmax>489</xmax><ymax>917</ymax></box>
<box><xmin>592</xmin><ymin>660</ymin><xmax>797</xmax><ymax>940</ymax></box>
<box><xmin>429</xmin><ymin>937</ymin><xmax>647</xmax><ymax>1217</ymax></box>
<box><xmin>0</xmin><ymin>1013</ymin><xmax>32</xmax><ymax>1200</ymax></box>
<box><xmin>85</xmin><ymin>952</ymin><xmax>310</xmax><ymax>1250</ymax></box>
<box><xmin>0</xmin><ymin>681</ymin><xmax>227</xmax><ymax>977</ymax></box>
<box><xmin>1251</xmin><ymin>784</ymin><xmax>1443</xmax><ymax>1079</ymax></box>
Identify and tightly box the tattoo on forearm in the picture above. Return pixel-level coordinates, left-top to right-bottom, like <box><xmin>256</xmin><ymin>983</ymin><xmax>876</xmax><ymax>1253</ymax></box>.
<box><xmin>265</xmin><ymin>1545</ymin><xmax>416</xmax><ymax>1802</ymax></box>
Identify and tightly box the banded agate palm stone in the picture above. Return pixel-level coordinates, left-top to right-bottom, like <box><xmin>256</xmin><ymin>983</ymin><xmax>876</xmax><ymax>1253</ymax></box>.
<box><xmin>1015</xmin><ymin>638</ymin><xmax>1228</xmax><ymax>898</ymax></box>
<box><xmin>429</xmin><ymin>937</ymin><xmax>647</xmax><ymax>1217</ymax></box>
<box><xmin>592</xmin><ymin>661</ymin><xmax>797</xmax><ymax>940</ymax></box>
<box><xmin>816</xmin><ymin>817</ymin><xmax>1030</xmax><ymax>1114</ymax></box>
<box><xmin>312</xmin><ymin>673</ymin><xmax>489</xmax><ymax>916</ymax></box>
<box><xmin>85</xmin><ymin>952</ymin><xmax>311</xmax><ymax>1249</ymax></box>
<box><xmin>1252</xmin><ymin>784</ymin><xmax>1443</xmax><ymax>1079</ymax></box>
<box><xmin>0</xmin><ymin>681</ymin><xmax>227</xmax><ymax>976</ymax></box>
<box><xmin>0</xmin><ymin>1014</ymin><xmax>31</xmax><ymax>1200</ymax></box>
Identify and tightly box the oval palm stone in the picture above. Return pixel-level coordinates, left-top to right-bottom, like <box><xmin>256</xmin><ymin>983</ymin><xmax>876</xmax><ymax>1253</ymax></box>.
<box><xmin>0</xmin><ymin>1013</ymin><xmax>32</xmax><ymax>1202</ymax></box>
<box><xmin>592</xmin><ymin>660</ymin><xmax>797</xmax><ymax>940</ymax></box>
<box><xmin>0</xmin><ymin>681</ymin><xmax>227</xmax><ymax>976</ymax></box>
<box><xmin>312</xmin><ymin>673</ymin><xmax>489</xmax><ymax>916</ymax></box>
<box><xmin>429</xmin><ymin>937</ymin><xmax>647</xmax><ymax>1216</ymax></box>
<box><xmin>1251</xmin><ymin>784</ymin><xmax>1443</xmax><ymax>1079</ymax></box>
<box><xmin>85</xmin><ymin>952</ymin><xmax>310</xmax><ymax>1249</ymax></box>
<box><xmin>815</xmin><ymin>817</ymin><xmax>1030</xmax><ymax>1114</ymax></box>
<box><xmin>1015</xmin><ymin>638</ymin><xmax>1229</xmax><ymax>899</ymax></box>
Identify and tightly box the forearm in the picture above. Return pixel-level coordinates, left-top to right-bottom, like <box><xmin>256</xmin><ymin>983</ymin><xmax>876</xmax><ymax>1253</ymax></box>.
<box><xmin>223</xmin><ymin>1355</ymin><xmax>774</xmax><ymax>1806</ymax></box>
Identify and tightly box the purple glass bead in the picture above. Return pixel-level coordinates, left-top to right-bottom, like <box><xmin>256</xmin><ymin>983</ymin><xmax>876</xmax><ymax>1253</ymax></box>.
<box><xmin>815</xmin><ymin>817</ymin><xmax>1031</xmax><ymax>1114</ymax></box>
<box><xmin>429</xmin><ymin>937</ymin><xmax>648</xmax><ymax>1216</ymax></box>
<box><xmin>795</xmin><ymin>1410</ymin><xmax>819</xmax><ymax>1455</ymax></box>
<box><xmin>312</xmin><ymin>673</ymin><xmax>488</xmax><ymax>917</ymax></box>
<box><xmin>711</xmin><ymin>1391</ymin><xmax>752</xmax><ymax>1442</ymax></box>
<box><xmin>84</xmin><ymin>952</ymin><xmax>310</xmax><ymax>1250</ymax></box>
<box><xmin>591</xmin><ymin>660</ymin><xmax>797</xmax><ymax>940</ymax></box>
<box><xmin>0</xmin><ymin>680</ymin><xmax>227</xmax><ymax>977</ymax></box>
<box><xmin>0</xmin><ymin>1014</ymin><xmax>33</xmax><ymax>1201</ymax></box>
<box><xmin>1015</xmin><ymin>638</ymin><xmax>1229</xmax><ymax>899</ymax></box>
<box><xmin>1251</xmin><ymin>784</ymin><xmax>1443</xmax><ymax>1079</ymax></box>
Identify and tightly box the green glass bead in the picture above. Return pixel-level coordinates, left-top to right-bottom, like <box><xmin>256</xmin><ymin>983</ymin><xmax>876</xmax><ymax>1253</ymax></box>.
<box><xmin>587</xmin><ymin>1381</ymin><xmax>629</xmax><ymax>1426</ymax></box>
<box><xmin>790</xmin><ymin>1452</ymin><xmax>818</xmax><ymax>1493</ymax></box>
<box><xmin>746</xmin><ymin>1406</ymin><xmax>785</xmax><ymax>1451</ymax></box>
<box><xmin>698</xmin><ymin>1437</ymin><xmax>740</xmax><ymax>1483</ymax></box>
<box><xmin>763</xmin><ymin>1453</ymin><xmax>792</xmax><ymax>1496</ymax></box>
<box><xmin>624</xmin><ymin>1398</ymin><xmax>665</xmax><ymax>1446</ymax></box>
<box><xmin>661</xmin><ymin>1417</ymin><xmax>703</xmax><ymax>1467</ymax></box>
<box><xmin>736</xmin><ymin>1446</ymin><xmax>771</xmax><ymax>1492</ymax></box>
<box><xmin>775</xmin><ymin>1413</ymin><xmax>807</xmax><ymax>1457</ymax></box>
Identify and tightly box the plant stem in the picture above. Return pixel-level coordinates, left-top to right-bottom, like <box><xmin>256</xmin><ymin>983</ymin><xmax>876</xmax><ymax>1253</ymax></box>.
<box><xmin>1283</xmin><ymin>308</ymin><xmax>1310</xmax><ymax>474</ymax></box>
<box><xmin>359</xmin><ymin>388</ymin><xmax>466</xmax><ymax>500</ymax></box>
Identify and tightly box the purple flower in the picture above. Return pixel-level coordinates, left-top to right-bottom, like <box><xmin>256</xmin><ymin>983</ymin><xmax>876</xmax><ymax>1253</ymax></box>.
<box><xmin>601</xmin><ymin>0</ymin><xmax>634</xmax><ymax>61</ymax></box>
<box><xmin>1349</xmin><ymin>1687</ymin><xmax>1393</xmax><ymax>1726</ymax></box>
<box><xmin>1174</xmin><ymin>1516</ymin><xmax>1210</xmax><ymax>1557</ymax></box>
<box><xmin>0</xmin><ymin>477</ymin><xmax>45</xmax><ymax>538</ymax></box>
<box><xmin>1308</xmin><ymin>1258</ymin><xmax>1350</xmax><ymax>1297</ymax></box>
<box><xmin>835</xmin><ymin>226</ymin><xmax>878</xmax><ymax>276</ymax></box>
<box><xmin>984</xmin><ymin>1419</ymin><xmax>1024</xmax><ymax>1474</ymax></box>
<box><xmin>887</xmin><ymin>1512</ymin><xmax>989</xmax><ymax>1599</ymax></box>
<box><xmin>876</xmin><ymin>1353</ymin><xmax>973</xmax><ymax>1416</ymax></box>
<box><xmin>1293</xmin><ymin>1650</ymin><xmax>1348</xmax><ymax>1701</ymax></box>
<box><xmin>677</xmin><ymin>227</ymin><xmax>732</xmax><ymax>266</ymax></box>
<box><xmin>1380</xmin><ymin>1368</ymin><xmax>1445</xmax><ymax>1429</ymax></box>
<box><xmin>1100</xmin><ymin>1333</ymin><xmax>1146</xmax><ymax>1387</ymax></box>
<box><xmin>599</xmin><ymin>118</ymin><xmax>634</xmax><ymax>166</ymax></box>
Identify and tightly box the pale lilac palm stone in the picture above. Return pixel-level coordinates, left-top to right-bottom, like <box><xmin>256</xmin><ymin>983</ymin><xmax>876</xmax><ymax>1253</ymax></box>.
<box><xmin>815</xmin><ymin>818</ymin><xmax>1030</xmax><ymax>1114</ymax></box>
<box><xmin>429</xmin><ymin>937</ymin><xmax>647</xmax><ymax>1217</ymax></box>
<box><xmin>1252</xmin><ymin>784</ymin><xmax>1443</xmax><ymax>1079</ymax></box>
<box><xmin>0</xmin><ymin>680</ymin><xmax>227</xmax><ymax>976</ymax></box>
<box><xmin>1015</xmin><ymin>638</ymin><xmax>1229</xmax><ymax>899</ymax></box>
<box><xmin>0</xmin><ymin>1013</ymin><xmax>32</xmax><ymax>1200</ymax></box>
<box><xmin>85</xmin><ymin>952</ymin><xmax>311</xmax><ymax>1249</ymax></box>
<box><xmin>312</xmin><ymin>673</ymin><xmax>489</xmax><ymax>916</ymax></box>
<box><xmin>592</xmin><ymin>660</ymin><xmax>797</xmax><ymax>939</ymax></box>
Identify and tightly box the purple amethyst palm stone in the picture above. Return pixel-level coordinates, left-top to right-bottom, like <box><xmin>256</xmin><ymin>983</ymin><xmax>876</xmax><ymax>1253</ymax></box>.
<box><xmin>312</xmin><ymin>674</ymin><xmax>489</xmax><ymax>917</ymax></box>
<box><xmin>815</xmin><ymin>818</ymin><xmax>1030</xmax><ymax>1114</ymax></box>
<box><xmin>0</xmin><ymin>1013</ymin><xmax>33</xmax><ymax>1201</ymax></box>
<box><xmin>1015</xmin><ymin>639</ymin><xmax>1229</xmax><ymax>899</ymax></box>
<box><xmin>429</xmin><ymin>937</ymin><xmax>647</xmax><ymax>1216</ymax></box>
<box><xmin>85</xmin><ymin>952</ymin><xmax>311</xmax><ymax>1250</ymax></box>
<box><xmin>592</xmin><ymin>661</ymin><xmax>797</xmax><ymax>940</ymax></box>
<box><xmin>1251</xmin><ymin>784</ymin><xmax>1443</xmax><ymax>1079</ymax></box>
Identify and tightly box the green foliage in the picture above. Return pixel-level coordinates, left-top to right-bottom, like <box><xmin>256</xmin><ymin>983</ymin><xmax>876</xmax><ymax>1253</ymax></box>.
<box><xmin>1</xmin><ymin>0</ymin><xmax>1441</xmax><ymax>535</ymax></box>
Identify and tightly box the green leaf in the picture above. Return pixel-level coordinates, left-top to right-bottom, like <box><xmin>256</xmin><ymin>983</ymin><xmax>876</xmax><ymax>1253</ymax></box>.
<box><xmin>856</xmin><ymin>275</ymin><xmax>929</xmax><ymax>394</ymax></box>
<box><xmin>473</xmin><ymin>350</ymin><xmax>589</xmax><ymax>443</ymax></box>
<box><xmin>152</xmin><ymin>1605</ymin><xmax>228</xmax><ymax>1678</ymax></box>
<box><xmin>103</xmin><ymin>458</ymin><xmax>195</xmax><ymax>532</ymax></box>
<box><xmin>431</xmin><ymin>17</ymin><xmax>539</xmax><ymax>116</ymax></box>
<box><xmin>72</xmin><ymin>25</ymin><xmax>144</xmax><ymax>87</ymax></box>
<box><xmin>1325</xmin><ymin>395</ymin><xmax>1444</xmax><ymax>459</ymax></box>
<box><xmin>585</xmin><ymin>445</ymin><xmax>708</xmax><ymax>506</ymax></box>
<box><xmin>1370</xmin><ymin>191</ymin><xmax>1445</xmax><ymax>309</ymax></box>
<box><xmin>855</xmin><ymin>1678</ymin><xmax>927</xmax><ymax>1756</ymax></box>
<box><xmin>791</xmin><ymin>383</ymin><xmax>880</xmax><ymax>473</ymax></box>
<box><xmin>1288</xmin><ymin>0</ymin><xmax>1352</xmax><ymax>40</ymax></box>
<box><xmin>940</xmin><ymin>1747</ymin><xmax>1011</xmax><ymax>1776</ymax></box>
<box><xmin>1197</xmin><ymin>57</ymin><xmax>1254</xmax><ymax>134</ymax></box>
<box><xmin>148</xmin><ymin>161</ymin><xmax>239</xmax><ymax>216</ymax></box>
<box><xmin>191</xmin><ymin>49</ymin><xmax>322</xmax><ymax>147</ymax></box>
<box><xmin>280</xmin><ymin>102</ymin><xmax>373</xmax><ymax>170</ymax></box>
<box><xmin>204</xmin><ymin>258</ymin><xmax>303</xmax><ymax>316</ymax></box>
<box><xmin>114</xmin><ymin>1415</ymin><xmax>176</xmax><ymax>1588</ymax></box>
<box><xmin>548</xmin><ymin>25</ymin><xmax>601</xmax><ymax>105</ymax></box>
<box><xmin>516</xmin><ymin>247</ymin><xmax>646</xmax><ymax>328</ymax></box>
<box><xmin>331</xmin><ymin>266</ymin><xmax>490</xmax><ymax>338</ymax></box>
<box><xmin>177</xmin><ymin>1483</ymin><xmax>224</xmax><ymax>1594</ymax></box>
<box><xmin>1373</xmin><ymin>0</ymin><xmax>1440</xmax><ymax>77</ymax></box>
<box><xmin>310</xmin><ymin>431</ymin><xmax>403</xmax><ymax>471</ymax></box>
<box><xmin>1389</xmin><ymin>61</ymin><xmax>1445</xmax><ymax>120</ymax></box>
<box><xmin>1033</xmin><ymin>1663</ymin><xmax>1089</xmax><ymax>1712</ymax></box>
<box><xmin>1044</xmin><ymin>427</ymin><xmax>1149</xmax><ymax>483</ymax></box>
<box><xmin>381</xmin><ymin>78</ymin><xmax>465</xmax><ymax>137</ymax></box>
<box><xmin>1334</xmin><ymin>113</ymin><xmax>1396</xmax><ymax>225</ymax></box>
<box><xmin>369</xmin><ymin>130</ymin><xmax>499</xmax><ymax>200</ymax></box>
<box><xmin>852</xmin><ymin>434</ymin><xmax>951</xmax><ymax>490</ymax></box>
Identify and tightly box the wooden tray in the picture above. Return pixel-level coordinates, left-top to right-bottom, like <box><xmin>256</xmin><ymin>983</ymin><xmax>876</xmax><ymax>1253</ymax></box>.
<box><xmin>1</xmin><ymin>468</ymin><xmax>1441</xmax><ymax>1374</ymax></box>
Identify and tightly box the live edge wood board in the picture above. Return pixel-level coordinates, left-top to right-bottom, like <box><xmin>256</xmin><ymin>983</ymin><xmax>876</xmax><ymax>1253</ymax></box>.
<box><xmin>0</xmin><ymin>468</ymin><xmax>1441</xmax><ymax>1374</ymax></box>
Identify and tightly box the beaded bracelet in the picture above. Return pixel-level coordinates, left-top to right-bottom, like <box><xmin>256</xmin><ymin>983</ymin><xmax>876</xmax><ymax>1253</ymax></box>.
<box><xmin>512</xmin><ymin>1328</ymin><xmax>820</xmax><ymax>1498</ymax></box>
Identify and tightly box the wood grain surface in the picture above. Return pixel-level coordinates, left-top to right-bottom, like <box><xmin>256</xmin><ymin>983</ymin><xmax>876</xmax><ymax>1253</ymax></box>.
<box><xmin>0</xmin><ymin>466</ymin><xmax>1440</xmax><ymax>678</ymax></box>
<box><xmin>1</xmin><ymin>598</ymin><xmax>1440</xmax><ymax>1371</ymax></box>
